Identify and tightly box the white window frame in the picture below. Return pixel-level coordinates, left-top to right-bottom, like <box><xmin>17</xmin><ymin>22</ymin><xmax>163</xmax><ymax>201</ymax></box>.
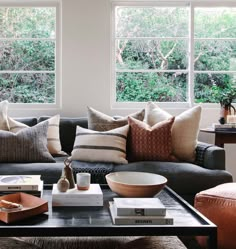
<box><xmin>111</xmin><ymin>1</ymin><xmax>236</xmax><ymax>110</ymax></box>
<box><xmin>0</xmin><ymin>0</ymin><xmax>61</xmax><ymax>110</ymax></box>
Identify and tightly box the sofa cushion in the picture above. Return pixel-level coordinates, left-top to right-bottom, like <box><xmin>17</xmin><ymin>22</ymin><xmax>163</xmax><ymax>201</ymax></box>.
<box><xmin>0</xmin><ymin>121</ymin><xmax>55</xmax><ymax>163</ymax></box>
<box><xmin>127</xmin><ymin>116</ymin><xmax>175</xmax><ymax>161</ymax></box>
<box><xmin>145</xmin><ymin>102</ymin><xmax>201</xmax><ymax>162</ymax></box>
<box><xmin>9</xmin><ymin>115</ymin><xmax>65</xmax><ymax>156</ymax></box>
<box><xmin>39</xmin><ymin>116</ymin><xmax>88</xmax><ymax>155</ymax></box>
<box><xmin>0</xmin><ymin>100</ymin><xmax>9</xmax><ymax>130</ymax></box>
<box><xmin>71</xmin><ymin>125</ymin><xmax>129</xmax><ymax>164</ymax></box>
<box><xmin>87</xmin><ymin>106</ymin><xmax>145</xmax><ymax>131</ymax></box>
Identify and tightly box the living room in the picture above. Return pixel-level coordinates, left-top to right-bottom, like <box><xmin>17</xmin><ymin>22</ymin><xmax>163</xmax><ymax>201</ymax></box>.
<box><xmin>0</xmin><ymin>0</ymin><xmax>236</xmax><ymax>248</ymax></box>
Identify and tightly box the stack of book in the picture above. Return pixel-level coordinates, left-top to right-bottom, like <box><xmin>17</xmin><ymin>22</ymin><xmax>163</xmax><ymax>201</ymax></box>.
<box><xmin>52</xmin><ymin>183</ymin><xmax>103</xmax><ymax>206</ymax></box>
<box><xmin>212</xmin><ymin>123</ymin><xmax>236</xmax><ymax>131</ymax></box>
<box><xmin>0</xmin><ymin>175</ymin><xmax>43</xmax><ymax>197</ymax></box>
<box><xmin>109</xmin><ymin>197</ymin><xmax>173</xmax><ymax>225</ymax></box>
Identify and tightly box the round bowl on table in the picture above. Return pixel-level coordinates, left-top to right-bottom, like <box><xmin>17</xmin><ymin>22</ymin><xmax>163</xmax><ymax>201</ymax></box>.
<box><xmin>105</xmin><ymin>171</ymin><xmax>167</xmax><ymax>197</ymax></box>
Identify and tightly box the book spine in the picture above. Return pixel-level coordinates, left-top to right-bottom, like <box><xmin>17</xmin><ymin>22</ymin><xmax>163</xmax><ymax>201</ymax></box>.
<box><xmin>0</xmin><ymin>185</ymin><xmax>39</xmax><ymax>191</ymax></box>
<box><xmin>52</xmin><ymin>195</ymin><xmax>103</xmax><ymax>200</ymax></box>
<box><xmin>52</xmin><ymin>200</ymin><xmax>103</xmax><ymax>206</ymax></box>
<box><xmin>113</xmin><ymin>217</ymin><xmax>173</xmax><ymax>225</ymax></box>
<box><xmin>116</xmin><ymin>208</ymin><xmax>166</xmax><ymax>216</ymax></box>
<box><xmin>215</xmin><ymin>128</ymin><xmax>236</xmax><ymax>132</ymax></box>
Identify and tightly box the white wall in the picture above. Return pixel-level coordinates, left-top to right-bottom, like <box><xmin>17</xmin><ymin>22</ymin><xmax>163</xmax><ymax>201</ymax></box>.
<box><xmin>7</xmin><ymin>0</ymin><xmax>236</xmax><ymax>180</ymax></box>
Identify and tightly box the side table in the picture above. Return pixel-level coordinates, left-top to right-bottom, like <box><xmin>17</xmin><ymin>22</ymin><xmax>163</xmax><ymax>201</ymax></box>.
<box><xmin>200</xmin><ymin>128</ymin><xmax>236</xmax><ymax>148</ymax></box>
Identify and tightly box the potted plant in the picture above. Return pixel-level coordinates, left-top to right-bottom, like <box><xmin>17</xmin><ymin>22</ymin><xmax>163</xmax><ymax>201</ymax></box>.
<box><xmin>212</xmin><ymin>83</ymin><xmax>236</xmax><ymax>124</ymax></box>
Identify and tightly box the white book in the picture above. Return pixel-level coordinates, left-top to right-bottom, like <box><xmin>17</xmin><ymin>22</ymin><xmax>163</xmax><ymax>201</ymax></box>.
<box><xmin>52</xmin><ymin>184</ymin><xmax>103</xmax><ymax>206</ymax></box>
<box><xmin>113</xmin><ymin>197</ymin><xmax>166</xmax><ymax>216</ymax></box>
<box><xmin>0</xmin><ymin>175</ymin><xmax>41</xmax><ymax>191</ymax></box>
<box><xmin>212</xmin><ymin>123</ymin><xmax>236</xmax><ymax>129</ymax></box>
<box><xmin>109</xmin><ymin>202</ymin><xmax>173</xmax><ymax>225</ymax></box>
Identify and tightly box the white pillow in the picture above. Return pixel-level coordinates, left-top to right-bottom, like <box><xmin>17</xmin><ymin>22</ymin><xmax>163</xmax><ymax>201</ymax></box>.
<box><xmin>145</xmin><ymin>102</ymin><xmax>202</xmax><ymax>162</ymax></box>
<box><xmin>0</xmin><ymin>100</ymin><xmax>9</xmax><ymax>131</ymax></box>
<box><xmin>71</xmin><ymin>125</ymin><xmax>129</xmax><ymax>164</ymax></box>
<box><xmin>8</xmin><ymin>115</ymin><xmax>65</xmax><ymax>155</ymax></box>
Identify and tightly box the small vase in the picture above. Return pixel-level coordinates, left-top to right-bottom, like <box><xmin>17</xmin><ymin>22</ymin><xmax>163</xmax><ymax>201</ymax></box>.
<box><xmin>57</xmin><ymin>176</ymin><xmax>69</xmax><ymax>192</ymax></box>
<box><xmin>219</xmin><ymin>103</ymin><xmax>236</xmax><ymax>124</ymax></box>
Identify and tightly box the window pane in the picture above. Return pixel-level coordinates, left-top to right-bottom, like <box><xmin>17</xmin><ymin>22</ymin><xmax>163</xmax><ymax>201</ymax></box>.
<box><xmin>116</xmin><ymin>39</ymin><xmax>187</xmax><ymax>70</ymax></box>
<box><xmin>195</xmin><ymin>8</ymin><xmax>236</xmax><ymax>38</ymax></box>
<box><xmin>0</xmin><ymin>41</ymin><xmax>55</xmax><ymax>71</ymax></box>
<box><xmin>0</xmin><ymin>8</ymin><xmax>56</xmax><ymax>38</ymax></box>
<box><xmin>0</xmin><ymin>73</ymin><xmax>55</xmax><ymax>103</ymax></box>
<box><xmin>195</xmin><ymin>73</ymin><xmax>236</xmax><ymax>103</ymax></box>
<box><xmin>116</xmin><ymin>72</ymin><xmax>187</xmax><ymax>102</ymax></box>
<box><xmin>116</xmin><ymin>7</ymin><xmax>188</xmax><ymax>38</ymax></box>
<box><xmin>194</xmin><ymin>40</ymin><xmax>236</xmax><ymax>71</ymax></box>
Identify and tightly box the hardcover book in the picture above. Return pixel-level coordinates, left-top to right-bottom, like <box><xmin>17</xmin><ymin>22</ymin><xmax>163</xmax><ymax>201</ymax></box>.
<box><xmin>113</xmin><ymin>197</ymin><xmax>166</xmax><ymax>216</ymax></box>
<box><xmin>52</xmin><ymin>183</ymin><xmax>103</xmax><ymax>206</ymax></box>
<box><xmin>109</xmin><ymin>202</ymin><xmax>173</xmax><ymax>225</ymax></box>
<box><xmin>0</xmin><ymin>175</ymin><xmax>41</xmax><ymax>191</ymax></box>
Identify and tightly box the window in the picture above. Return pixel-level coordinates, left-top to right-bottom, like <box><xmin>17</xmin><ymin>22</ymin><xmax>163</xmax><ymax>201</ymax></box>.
<box><xmin>0</xmin><ymin>2</ymin><xmax>59</xmax><ymax>105</ymax></box>
<box><xmin>112</xmin><ymin>2</ymin><xmax>236</xmax><ymax>107</ymax></box>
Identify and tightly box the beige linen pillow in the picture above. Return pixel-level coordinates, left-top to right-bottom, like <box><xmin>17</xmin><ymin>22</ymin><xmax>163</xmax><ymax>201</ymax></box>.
<box><xmin>0</xmin><ymin>100</ymin><xmax>9</xmax><ymax>131</ymax></box>
<box><xmin>87</xmin><ymin>106</ymin><xmax>145</xmax><ymax>131</ymax></box>
<box><xmin>145</xmin><ymin>102</ymin><xmax>202</xmax><ymax>162</ymax></box>
<box><xmin>71</xmin><ymin>125</ymin><xmax>129</xmax><ymax>164</ymax></box>
<box><xmin>8</xmin><ymin>115</ymin><xmax>64</xmax><ymax>155</ymax></box>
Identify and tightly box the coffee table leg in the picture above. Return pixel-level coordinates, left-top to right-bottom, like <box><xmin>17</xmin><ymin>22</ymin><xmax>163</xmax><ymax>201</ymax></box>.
<box><xmin>208</xmin><ymin>231</ymin><xmax>217</xmax><ymax>249</ymax></box>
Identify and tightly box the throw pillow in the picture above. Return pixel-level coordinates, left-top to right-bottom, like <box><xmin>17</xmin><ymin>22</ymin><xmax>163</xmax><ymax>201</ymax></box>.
<box><xmin>0</xmin><ymin>121</ymin><xmax>55</xmax><ymax>163</ymax></box>
<box><xmin>127</xmin><ymin>116</ymin><xmax>175</xmax><ymax>162</ymax></box>
<box><xmin>145</xmin><ymin>102</ymin><xmax>202</xmax><ymax>162</ymax></box>
<box><xmin>87</xmin><ymin>106</ymin><xmax>145</xmax><ymax>131</ymax></box>
<box><xmin>8</xmin><ymin>115</ymin><xmax>65</xmax><ymax>155</ymax></box>
<box><xmin>0</xmin><ymin>100</ymin><xmax>9</xmax><ymax>131</ymax></box>
<box><xmin>71</xmin><ymin>125</ymin><xmax>129</xmax><ymax>164</ymax></box>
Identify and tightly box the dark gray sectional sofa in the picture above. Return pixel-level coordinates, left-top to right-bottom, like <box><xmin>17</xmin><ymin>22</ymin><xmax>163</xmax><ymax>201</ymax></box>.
<box><xmin>0</xmin><ymin>116</ymin><xmax>233</xmax><ymax>204</ymax></box>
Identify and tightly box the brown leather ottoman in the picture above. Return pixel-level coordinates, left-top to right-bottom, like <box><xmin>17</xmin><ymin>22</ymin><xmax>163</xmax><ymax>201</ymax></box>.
<box><xmin>194</xmin><ymin>183</ymin><xmax>236</xmax><ymax>249</ymax></box>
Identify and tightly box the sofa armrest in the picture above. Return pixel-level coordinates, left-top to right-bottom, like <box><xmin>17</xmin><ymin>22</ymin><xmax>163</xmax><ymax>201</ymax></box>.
<box><xmin>195</xmin><ymin>142</ymin><xmax>225</xmax><ymax>170</ymax></box>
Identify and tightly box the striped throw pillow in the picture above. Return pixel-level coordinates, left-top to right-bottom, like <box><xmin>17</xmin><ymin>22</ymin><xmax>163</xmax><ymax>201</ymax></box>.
<box><xmin>71</xmin><ymin>125</ymin><xmax>129</xmax><ymax>164</ymax></box>
<box><xmin>8</xmin><ymin>115</ymin><xmax>65</xmax><ymax>155</ymax></box>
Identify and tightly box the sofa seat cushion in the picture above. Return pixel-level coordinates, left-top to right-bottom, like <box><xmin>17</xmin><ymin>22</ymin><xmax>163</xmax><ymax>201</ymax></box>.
<box><xmin>0</xmin><ymin>156</ymin><xmax>67</xmax><ymax>185</ymax></box>
<box><xmin>113</xmin><ymin>161</ymin><xmax>233</xmax><ymax>196</ymax></box>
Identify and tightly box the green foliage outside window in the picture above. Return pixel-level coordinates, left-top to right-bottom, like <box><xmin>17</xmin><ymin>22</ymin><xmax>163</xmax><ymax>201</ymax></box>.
<box><xmin>0</xmin><ymin>7</ymin><xmax>56</xmax><ymax>103</ymax></box>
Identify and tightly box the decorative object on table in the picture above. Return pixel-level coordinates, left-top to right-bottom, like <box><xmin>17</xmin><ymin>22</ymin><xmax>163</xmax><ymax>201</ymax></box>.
<box><xmin>211</xmin><ymin>83</ymin><xmax>236</xmax><ymax>124</ymax></box>
<box><xmin>105</xmin><ymin>172</ymin><xmax>167</xmax><ymax>197</ymax></box>
<box><xmin>63</xmin><ymin>158</ymin><xmax>75</xmax><ymax>189</ymax></box>
<box><xmin>57</xmin><ymin>176</ymin><xmax>69</xmax><ymax>192</ymax></box>
<box><xmin>0</xmin><ymin>192</ymin><xmax>48</xmax><ymax>223</ymax></box>
<box><xmin>113</xmin><ymin>197</ymin><xmax>166</xmax><ymax>216</ymax></box>
<box><xmin>52</xmin><ymin>183</ymin><xmax>103</xmax><ymax>206</ymax></box>
<box><xmin>109</xmin><ymin>201</ymin><xmax>173</xmax><ymax>225</ymax></box>
<box><xmin>76</xmin><ymin>172</ymin><xmax>91</xmax><ymax>190</ymax></box>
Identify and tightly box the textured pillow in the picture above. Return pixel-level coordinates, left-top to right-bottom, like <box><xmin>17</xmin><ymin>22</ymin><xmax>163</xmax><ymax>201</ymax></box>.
<box><xmin>8</xmin><ymin>115</ymin><xmax>65</xmax><ymax>155</ymax></box>
<box><xmin>0</xmin><ymin>100</ymin><xmax>9</xmax><ymax>130</ymax></box>
<box><xmin>127</xmin><ymin>116</ymin><xmax>175</xmax><ymax>162</ymax></box>
<box><xmin>145</xmin><ymin>102</ymin><xmax>202</xmax><ymax>162</ymax></box>
<box><xmin>87</xmin><ymin>106</ymin><xmax>145</xmax><ymax>131</ymax></box>
<box><xmin>71</xmin><ymin>125</ymin><xmax>129</xmax><ymax>164</ymax></box>
<box><xmin>0</xmin><ymin>121</ymin><xmax>55</xmax><ymax>163</ymax></box>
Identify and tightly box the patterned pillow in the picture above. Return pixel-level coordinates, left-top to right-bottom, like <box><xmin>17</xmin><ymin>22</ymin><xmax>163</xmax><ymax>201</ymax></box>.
<box><xmin>127</xmin><ymin>116</ymin><xmax>175</xmax><ymax>162</ymax></box>
<box><xmin>8</xmin><ymin>115</ymin><xmax>65</xmax><ymax>155</ymax></box>
<box><xmin>87</xmin><ymin>106</ymin><xmax>145</xmax><ymax>131</ymax></box>
<box><xmin>145</xmin><ymin>102</ymin><xmax>202</xmax><ymax>162</ymax></box>
<box><xmin>71</xmin><ymin>125</ymin><xmax>129</xmax><ymax>164</ymax></box>
<box><xmin>0</xmin><ymin>121</ymin><xmax>55</xmax><ymax>163</ymax></box>
<box><xmin>0</xmin><ymin>100</ymin><xmax>9</xmax><ymax>131</ymax></box>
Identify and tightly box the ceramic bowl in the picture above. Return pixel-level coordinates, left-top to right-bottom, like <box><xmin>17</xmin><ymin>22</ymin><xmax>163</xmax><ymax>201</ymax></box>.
<box><xmin>105</xmin><ymin>171</ymin><xmax>167</xmax><ymax>197</ymax></box>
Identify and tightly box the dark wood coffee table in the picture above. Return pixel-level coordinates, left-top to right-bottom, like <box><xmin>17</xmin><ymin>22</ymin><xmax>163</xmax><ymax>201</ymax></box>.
<box><xmin>0</xmin><ymin>185</ymin><xmax>217</xmax><ymax>249</ymax></box>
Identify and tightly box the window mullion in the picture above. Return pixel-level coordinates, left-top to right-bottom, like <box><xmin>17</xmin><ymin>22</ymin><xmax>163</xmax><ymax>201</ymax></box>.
<box><xmin>188</xmin><ymin>3</ymin><xmax>194</xmax><ymax>107</ymax></box>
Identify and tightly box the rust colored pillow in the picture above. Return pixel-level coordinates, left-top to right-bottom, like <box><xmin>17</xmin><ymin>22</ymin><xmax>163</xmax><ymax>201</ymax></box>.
<box><xmin>127</xmin><ymin>116</ymin><xmax>175</xmax><ymax>162</ymax></box>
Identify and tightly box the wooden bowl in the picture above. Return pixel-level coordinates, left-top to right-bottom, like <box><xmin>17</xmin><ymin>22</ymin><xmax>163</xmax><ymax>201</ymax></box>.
<box><xmin>105</xmin><ymin>172</ymin><xmax>167</xmax><ymax>197</ymax></box>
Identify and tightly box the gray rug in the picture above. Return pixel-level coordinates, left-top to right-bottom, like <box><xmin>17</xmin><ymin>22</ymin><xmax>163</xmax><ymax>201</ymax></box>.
<box><xmin>0</xmin><ymin>236</ymin><xmax>187</xmax><ymax>249</ymax></box>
